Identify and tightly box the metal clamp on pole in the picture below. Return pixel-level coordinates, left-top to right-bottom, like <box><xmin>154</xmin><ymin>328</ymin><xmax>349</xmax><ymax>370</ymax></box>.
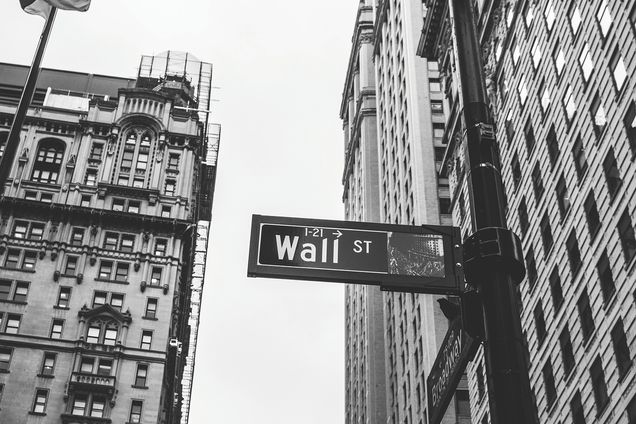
<box><xmin>462</xmin><ymin>227</ymin><xmax>525</xmax><ymax>285</ymax></box>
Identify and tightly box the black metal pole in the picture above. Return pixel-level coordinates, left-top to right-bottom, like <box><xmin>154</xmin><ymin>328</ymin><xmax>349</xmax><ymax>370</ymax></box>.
<box><xmin>0</xmin><ymin>7</ymin><xmax>57</xmax><ymax>195</ymax></box>
<box><xmin>448</xmin><ymin>1</ymin><xmax>538</xmax><ymax>423</ymax></box>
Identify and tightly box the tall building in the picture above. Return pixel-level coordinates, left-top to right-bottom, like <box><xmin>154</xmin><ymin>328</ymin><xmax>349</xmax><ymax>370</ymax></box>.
<box><xmin>420</xmin><ymin>0</ymin><xmax>636</xmax><ymax>422</ymax></box>
<box><xmin>0</xmin><ymin>51</ymin><xmax>219</xmax><ymax>424</ymax></box>
<box><xmin>342</xmin><ymin>1</ymin><xmax>471</xmax><ymax>423</ymax></box>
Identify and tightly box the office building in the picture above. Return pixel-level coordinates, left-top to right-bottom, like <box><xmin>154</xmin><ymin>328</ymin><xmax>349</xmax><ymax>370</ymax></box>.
<box><xmin>0</xmin><ymin>51</ymin><xmax>219</xmax><ymax>424</ymax></box>
<box><xmin>420</xmin><ymin>0</ymin><xmax>636</xmax><ymax>422</ymax></box>
<box><xmin>342</xmin><ymin>1</ymin><xmax>471</xmax><ymax>423</ymax></box>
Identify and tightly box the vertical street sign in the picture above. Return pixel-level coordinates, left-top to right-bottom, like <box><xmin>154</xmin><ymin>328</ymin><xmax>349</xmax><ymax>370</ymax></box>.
<box><xmin>427</xmin><ymin>318</ymin><xmax>479</xmax><ymax>424</ymax></box>
<box><xmin>247</xmin><ymin>214</ymin><xmax>463</xmax><ymax>295</ymax></box>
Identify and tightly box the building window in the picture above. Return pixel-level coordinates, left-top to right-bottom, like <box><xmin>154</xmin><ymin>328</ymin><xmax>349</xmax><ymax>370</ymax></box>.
<box><xmin>150</xmin><ymin>267</ymin><xmax>162</xmax><ymax>286</ymax></box>
<box><xmin>167</xmin><ymin>153</ymin><xmax>180</xmax><ymax>169</ymax></box>
<box><xmin>429</xmin><ymin>78</ymin><xmax>441</xmax><ymax>92</ymax></box>
<box><xmin>32</xmin><ymin>388</ymin><xmax>48</xmax><ymax>414</ymax></box>
<box><xmin>140</xmin><ymin>330</ymin><xmax>153</xmax><ymax>350</ymax></box>
<box><xmin>133</xmin><ymin>178</ymin><xmax>144</xmax><ymax>188</ymax></box>
<box><xmin>566</xmin><ymin>231</ymin><xmax>582</xmax><ymax>276</ymax></box>
<box><xmin>145</xmin><ymin>298</ymin><xmax>158</xmax><ymax>319</ymax></box>
<box><xmin>553</xmin><ymin>44</ymin><xmax>565</xmax><ymax>76</ymax></box>
<box><xmin>98</xmin><ymin>261</ymin><xmax>112</xmax><ymax>279</ymax></box>
<box><xmin>96</xmin><ymin>358</ymin><xmax>112</xmax><ymax>376</ymax></box>
<box><xmin>517</xmin><ymin>197</ymin><xmax>530</xmax><ymax>237</ymax></box>
<box><xmin>511</xmin><ymin>37</ymin><xmax>520</xmax><ymax>65</ymax></box>
<box><xmin>597</xmin><ymin>0</ymin><xmax>613</xmax><ymax>38</ymax></box>
<box><xmin>549</xmin><ymin>267</ymin><xmax>564</xmax><ymax>313</ymax></box>
<box><xmin>161</xmin><ymin>206</ymin><xmax>171</xmax><ymax>218</ymax></box>
<box><xmin>505</xmin><ymin>110</ymin><xmax>515</xmax><ymax>142</ymax></box>
<box><xmin>40</xmin><ymin>352</ymin><xmax>56</xmax><ymax>376</ymax></box>
<box><xmin>540</xmin><ymin>213</ymin><xmax>553</xmax><ymax>253</ymax></box>
<box><xmin>89</xmin><ymin>143</ymin><xmax>103</xmax><ymax>161</ymax></box>
<box><xmin>64</xmin><ymin>256</ymin><xmax>78</xmax><ymax>275</ymax></box>
<box><xmin>523</xmin><ymin>0</ymin><xmax>534</xmax><ymax>27</ymax></box>
<box><xmin>597</xmin><ymin>250</ymin><xmax>616</xmax><ymax>305</ymax></box>
<box><xmin>70</xmin><ymin>227</ymin><xmax>85</xmax><ymax>246</ymax></box>
<box><xmin>511</xmin><ymin>153</ymin><xmax>521</xmax><ymax>190</ymax></box>
<box><xmin>31</xmin><ymin>139</ymin><xmax>64</xmax><ymax>184</ymax></box>
<box><xmin>579</xmin><ymin>43</ymin><xmax>594</xmax><ymax>83</ymax></box>
<box><xmin>22</xmin><ymin>251</ymin><xmax>36</xmax><ymax>269</ymax></box>
<box><xmin>431</xmin><ymin>100</ymin><xmax>443</xmax><ymax>113</ymax></box>
<box><xmin>518</xmin><ymin>76</ymin><xmax>528</xmax><ymax>106</ymax></box>
<box><xmin>610</xmin><ymin>48</ymin><xmax>627</xmax><ymax>92</ymax></box>
<box><xmin>526</xmin><ymin>248</ymin><xmax>538</xmax><ymax>289</ymax></box>
<box><xmin>72</xmin><ymin>394</ymin><xmax>88</xmax><ymax>416</ymax></box>
<box><xmin>134</xmin><ymin>364</ymin><xmax>148</xmax><ymax>387</ymax></box>
<box><xmin>103</xmin><ymin>232</ymin><xmax>118</xmax><ymax>250</ymax></box>
<box><xmin>539</xmin><ymin>80</ymin><xmax>551</xmax><ymax>113</ymax></box>
<box><xmin>165</xmin><ymin>179</ymin><xmax>176</xmax><ymax>196</ymax></box>
<box><xmin>129</xmin><ymin>400</ymin><xmax>143</xmax><ymax>423</ymax></box>
<box><xmin>0</xmin><ymin>279</ymin><xmax>29</xmax><ymax>302</ymax></box>
<box><xmin>544</xmin><ymin>0</ymin><xmax>555</xmax><ymax>31</ymax></box>
<box><xmin>555</xmin><ymin>175</ymin><xmax>569</xmax><ymax>219</ymax></box>
<box><xmin>92</xmin><ymin>291</ymin><xmax>107</xmax><ymax>307</ymax></box>
<box><xmin>433</xmin><ymin>123</ymin><xmax>445</xmax><ymax>139</ymax></box>
<box><xmin>572</xmin><ymin>135</ymin><xmax>588</xmax><ymax>181</ymax></box>
<box><xmin>584</xmin><ymin>191</ymin><xmax>601</xmax><ymax>238</ymax></box>
<box><xmin>4</xmin><ymin>249</ymin><xmax>19</xmax><ymax>268</ymax></box>
<box><xmin>563</xmin><ymin>85</ymin><xmax>576</xmax><ymax>125</ymax></box>
<box><xmin>625</xmin><ymin>101</ymin><xmax>636</xmax><ymax>156</ymax></box>
<box><xmin>524</xmin><ymin>119</ymin><xmax>535</xmax><ymax>154</ymax></box>
<box><xmin>618</xmin><ymin>209</ymin><xmax>636</xmax><ymax>263</ymax></box>
<box><xmin>611</xmin><ymin>319</ymin><xmax>632</xmax><ymax>380</ymax></box>
<box><xmin>154</xmin><ymin>239</ymin><xmax>167</xmax><ymax>256</ymax></box>
<box><xmin>545</xmin><ymin>125</ymin><xmax>559</xmax><ymax>168</ymax></box>
<box><xmin>11</xmin><ymin>221</ymin><xmax>28</xmax><ymax>238</ymax></box>
<box><xmin>90</xmin><ymin>396</ymin><xmax>106</xmax><ymax>418</ymax></box>
<box><xmin>590</xmin><ymin>356</ymin><xmax>609</xmax><ymax>414</ymax></box>
<box><xmin>80</xmin><ymin>195</ymin><xmax>91</xmax><ymax>207</ymax></box>
<box><xmin>5</xmin><ymin>313</ymin><xmax>21</xmax><ymax>333</ymax></box>
<box><xmin>57</xmin><ymin>287</ymin><xmax>71</xmax><ymax>308</ymax></box>
<box><xmin>112</xmin><ymin>198</ymin><xmax>125</xmax><ymax>211</ymax></box>
<box><xmin>476</xmin><ymin>363</ymin><xmax>485</xmax><ymax>399</ymax></box>
<box><xmin>110</xmin><ymin>293</ymin><xmax>124</xmax><ymax>311</ymax></box>
<box><xmin>578</xmin><ymin>289</ymin><xmax>595</xmax><ymax>343</ymax></box>
<box><xmin>531</xmin><ymin>37</ymin><xmax>541</xmax><ymax>69</ymax></box>
<box><xmin>120</xmin><ymin>234</ymin><xmax>135</xmax><ymax>252</ymax></box>
<box><xmin>628</xmin><ymin>393</ymin><xmax>636</xmax><ymax>423</ymax></box>
<box><xmin>86</xmin><ymin>320</ymin><xmax>118</xmax><ymax>346</ymax></box>
<box><xmin>455</xmin><ymin>389</ymin><xmax>470</xmax><ymax>417</ymax></box>
<box><xmin>603</xmin><ymin>148</ymin><xmax>622</xmax><ymax>201</ymax></box>
<box><xmin>50</xmin><ymin>319</ymin><xmax>64</xmax><ymax>339</ymax></box>
<box><xmin>114</xmin><ymin>263</ymin><xmax>129</xmax><ymax>282</ymax></box>
<box><xmin>534</xmin><ymin>302</ymin><xmax>547</xmax><ymax>344</ymax></box>
<box><xmin>531</xmin><ymin>163</ymin><xmax>544</xmax><ymax>201</ymax></box>
<box><xmin>0</xmin><ymin>347</ymin><xmax>13</xmax><ymax>371</ymax></box>
<box><xmin>569</xmin><ymin>3</ymin><xmax>582</xmax><ymax>35</ymax></box>
<box><xmin>127</xmin><ymin>201</ymin><xmax>140</xmax><ymax>214</ymax></box>
<box><xmin>84</xmin><ymin>169</ymin><xmax>97</xmax><ymax>186</ymax></box>
<box><xmin>136</xmin><ymin>153</ymin><xmax>148</xmax><ymax>172</ymax></box>
<box><xmin>542</xmin><ymin>361</ymin><xmax>556</xmax><ymax>408</ymax></box>
<box><xmin>590</xmin><ymin>92</ymin><xmax>607</xmax><ymax>138</ymax></box>
<box><xmin>570</xmin><ymin>390</ymin><xmax>585</xmax><ymax>424</ymax></box>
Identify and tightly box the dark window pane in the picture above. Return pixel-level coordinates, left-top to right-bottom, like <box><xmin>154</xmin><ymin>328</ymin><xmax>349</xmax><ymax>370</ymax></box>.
<box><xmin>590</xmin><ymin>356</ymin><xmax>609</xmax><ymax>414</ymax></box>
<box><xmin>611</xmin><ymin>319</ymin><xmax>632</xmax><ymax>380</ymax></box>
<box><xmin>618</xmin><ymin>209</ymin><xmax>636</xmax><ymax>263</ymax></box>
<box><xmin>578</xmin><ymin>289</ymin><xmax>595</xmax><ymax>343</ymax></box>
<box><xmin>584</xmin><ymin>192</ymin><xmax>601</xmax><ymax>238</ymax></box>
<box><xmin>603</xmin><ymin>148</ymin><xmax>622</xmax><ymax>201</ymax></box>
<box><xmin>597</xmin><ymin>250</ymin><xmax>616</xmax><ymax>304</ymax></box>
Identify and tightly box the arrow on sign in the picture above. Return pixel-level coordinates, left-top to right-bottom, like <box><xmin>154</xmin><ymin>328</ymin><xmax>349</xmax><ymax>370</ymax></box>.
<box><xmin>333</xmin><ymin>230</ymin><xmax>343</xmax><ymax>238</ymax></box>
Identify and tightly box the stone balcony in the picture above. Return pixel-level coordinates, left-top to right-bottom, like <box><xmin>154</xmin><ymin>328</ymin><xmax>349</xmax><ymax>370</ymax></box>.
<box><xmin>61</xmin><ymin>414</ymin><xmax>112</xmax><ymax>424</ymax></box>
<box><xmin>69</xmin><ymin>372</ymin><xmax>116</xmax><ymax>394</ymax></box>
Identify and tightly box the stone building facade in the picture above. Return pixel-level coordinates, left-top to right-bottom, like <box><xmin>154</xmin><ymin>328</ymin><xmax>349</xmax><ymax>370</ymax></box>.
<box><xmin>0</xmin><ymin>51</ymin><xmax>218</xmax><ymax>424</ymax></box>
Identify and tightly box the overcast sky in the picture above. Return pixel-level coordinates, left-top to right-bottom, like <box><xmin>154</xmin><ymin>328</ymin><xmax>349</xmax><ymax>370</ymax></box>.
<box><xmin>1</xmin><ymin>1</ymin><xmax>359</xmax><ymax>422</ymax></box>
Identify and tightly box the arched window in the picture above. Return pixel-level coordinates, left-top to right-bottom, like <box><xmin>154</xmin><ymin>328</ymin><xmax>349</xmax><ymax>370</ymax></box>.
<box><xmin>31</xmin><ymin>139</ymin><xmax>65</xmax><ymax>184</ymax></box>
<box><xmin>85</xmin><ymin>318</ymin><xmax>119</xmax><ymax>346</ymax></box>
<box><xmin>117</xmin><ymin>129</ymin><xmax>153</xmax><ymax>187</ymax></box>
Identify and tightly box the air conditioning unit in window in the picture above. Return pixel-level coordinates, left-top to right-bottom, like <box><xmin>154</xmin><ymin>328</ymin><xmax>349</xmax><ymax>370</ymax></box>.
<box><xmin>169</xmin><ymin>338</ymin><xmax>181</xmax><ymax>348</ymax></box>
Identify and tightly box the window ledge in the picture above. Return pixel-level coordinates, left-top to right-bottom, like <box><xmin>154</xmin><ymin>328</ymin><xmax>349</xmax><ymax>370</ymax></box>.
<box><xmin>0</xmin><ymin>369</ymin><xmax>9</xmax><ymax>374</ymax></box>
<box><xmin>618</xmin><ymin>363</ymin><xmax>633</xmax><ymax>383</ymax></box>
<box><xmin>29</xmin><ymin>411</ymin><xmax>47</xmax><ymax>416</ymax></box>
<box><xmin>53</xmin><ymin>305</ymin><xmax>70</xmax><ymax>311</ymax></box>
<box><xmin>94</xmin><ymin>278</ymin><xmax>130</xmax><ymax>285</ymax></box>
<box><xmin>0</xmin><ymin>266</ymin><xmax>36</xmax><ymax>274</ymax></box>
<box><xmin>131</xmin><ymin>385</ymin><xmax>148</xmax><ymax>389</ymax></box>
<box><xmin>602</xmin><ymin>291</ymin><xmax>618</xmax><ymax>311</ymax></box>
<box><xmin>0</xmin><ymin>299</ymin><xmax>27</xmax><ymax>306</ymax></box>
<box><xmin>142</xmin><ymin>316</ymin><xmax>158</xmax><ymax>321</ymax></box>
<box><xmin>37</xmin><ymin>373</ymin><xmax>55</xmax><ymax>379</ymax></box>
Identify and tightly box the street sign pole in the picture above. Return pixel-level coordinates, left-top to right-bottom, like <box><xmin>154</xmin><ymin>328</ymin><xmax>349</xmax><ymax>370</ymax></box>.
<box><xmin>448</xmin><ymin>0</ymin><xmax>538</xmax><ymax>423</ymax></box>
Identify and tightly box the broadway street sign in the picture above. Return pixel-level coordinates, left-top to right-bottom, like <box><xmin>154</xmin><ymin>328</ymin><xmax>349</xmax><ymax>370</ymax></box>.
<box><xmin>247</xmin><ymin>215</ymin><xmax>463</xmax><ymax>295</ymax></box>
<box><xmin>427</xmin><ymin>317</ymin><xmax>479</xmax><ymax>424</ymax></box>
